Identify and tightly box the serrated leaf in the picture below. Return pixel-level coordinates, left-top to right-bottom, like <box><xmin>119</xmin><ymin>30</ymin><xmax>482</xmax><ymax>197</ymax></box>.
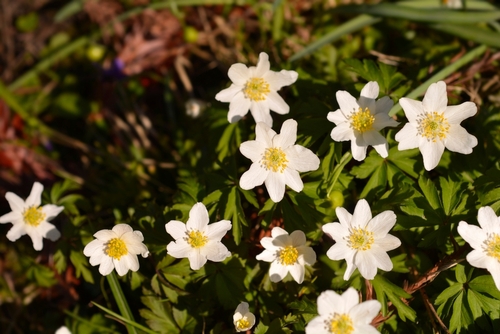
<box><xmin>371</xmin><ymin>275</ymin><xmax>415</xmax><ymax>321</ymax></box>
<box><xmin>449</xmin><ymin>291</ymin><xmax>473</xmax><ymax>333</ymax></box>
<box><xmin>467</xmin><ymin>290</ymin><xmax>484</xmax><ymax>320</ymax></box>
<box><xmin>455</xmin><ymin>264</ymin><xmax>467</xmax><ymax>284</ymax></box>
<box><xmin>469</xmin><ymin>275</ymin><xmax>500</xmax><ymax>300</ymax></box>
<box><xmin>139</xmin><ymin>295</ymin><xmax>179</xmax><ymax>334</ymax></box>
<box><xmin>70</xmin><ymin>249</ymin><xmax>94</xmax><ymax>284</ymax></box>
<box><xmin>439</xmin><ymin>177</ymin><xmax>465</xmax><ymax>216</ymax></box>
<box><xmin>435</xmin><ymin>283</ymin><xmax>463</xmax><ymax>305</ymax></box>
<box><xmin>418</xmin><ymin>176</ymin><xmax>442</xmax><ymax>211</ymax></box>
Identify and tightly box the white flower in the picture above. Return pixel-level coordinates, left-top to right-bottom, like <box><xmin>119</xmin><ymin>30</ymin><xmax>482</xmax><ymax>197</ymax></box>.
<box><xmin>322</xmin><ymin>199</ymin><xmax>401</xmax><ymax>280</ymax></box>
<box><xmin>83</xmin><ymin>224</ymin><xmax>149</xmax><ymax>276</ymax></box>
<box><xmin>233</xmin><ymin>302</ymin><xmax>256</xmax><ymax>332</ymax></box>
<box><xmin>256</xmin><ymin>227</ymin><xmax>316</xmax><ymax>284</ymax></box>
<box><xmin>457</xmin><ymin>206</ymin><xmax>500</xmax><ymax>290</ymax></box>
<box><xmin>0</xmin><ymin>182</ymin><xmax>64</xmax><ymax>251</ymax></box>
<box><xmin>328</xmin><ymin>81</ymin><xmax>399</xmax><ymax>161</ymax></box>
<box><xmin>443</xmin><ymin>0</ymin><xmax>462</xmax><ymax>9</ymax></box>
<box><xmin>395</xmin><ymin>81</ymin><xmax>477</xmax><ymax>171</ymax></box>
<box><xmin>215</xmin><ymin>52</ymin><xmax>298</xmax><ymax>126</ymax></box>
<box><xmin>55</xmin><ymin>326</ymin><xmax>72</xmax><ymax>334</ymax></box>
<box><xmin>239</xmin><ymin>119</ymin><xmax>320</xmax><ymax>203</ymax></box>
<box><xmin>165</xmin><ymin>202</ymin><xmax>232</xmax><ymax>270</ymax></box>
<box><xmin>305</xmin><ymin>287</ymin><xmax>381</xmax><ymax>334</ymax></box>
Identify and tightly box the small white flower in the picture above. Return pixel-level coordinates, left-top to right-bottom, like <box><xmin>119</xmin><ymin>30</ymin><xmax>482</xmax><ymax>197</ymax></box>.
<box><xmin>305</xmin><ymin>287</ymin><xmax>381</xmax><ymax>334</ymax></box>
<box><xmin>239</xmin><ymin>119</ymin><xmax>320</xmax><ymax>203</ymax></box>
<box><xmin>0</xmin><ymin>182</ymin><xmax>64</xmax><ymax>251</ymax></box>
<box><xmin>395</xmin><ymin>81</ymin><xmax>477</xmax><ymax>171</ymax></box>
<box><xmin>165</xmin><ymin>202</ymin><xmax>232</xmax><ymax>270</ymax></box>
<box><xmin>457</xmin><ymin>206</ymin><xmax>500</xmax><ymax>290</ymax></box>
<box><xmin>233</xmin><ymin>302</ymin><xmax>256</xmax><ymax>332</ymax></box>
<box><xmin>256</xmin><ymin>227</ymin><xmax>316</xmax><ymax>284</ymax></box>
<box><xmin>215</xmin><ymin>52</ymin><xmax>298</xmax><ymax>126</ymax></box>
<box><xmin>322</xmin><ymin>199</ymin><xmax>401</xmax><ymax>280</ymax></box>
<box><xmin>328</xmin><ymin>81</ymin><xmax>399</xmax><ymax>161</ymax></box>
<box><xmin>83</xmin><ymin>224</ymin><xmax>149</xmax><ymax>276</ymax></box>
<box><xmin>55</xmin><ymin>326</ymin><xmax>72</xmax><ymax>334</ymax></box>
<box><xmin>443</xmin><ymin>0</ymin><xmax>462</xmax><ymax>9</ymax></box>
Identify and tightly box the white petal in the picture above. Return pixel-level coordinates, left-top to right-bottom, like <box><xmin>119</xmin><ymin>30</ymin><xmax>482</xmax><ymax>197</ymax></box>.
<box><xmin>84</xmin><ymin>239</ymin><xmax>105</xmax><ymax>257</ymax></box>
<box><xmin>286</xmin><ymin>145</ymin><xmax>320</xmax><ymax>172</ymax></box>
<box><xmin>266</xmin><ymin>91</ymin><xmax>289</xmax><ymax>115</ymax></box>
<box><xmin>336</xmin><ymin>207</ymin><xmax>353</xmax><ymax>227</ymax></box>
<box><xmin>350</xmin><ymin>300</ymin><xmax>381</xmax><ymax>324</ymax></box>
<box><xmin>317</xmin><ymin>290</ymin><xmax>340</xmax><ymax>316</ymax></box>
<box><xmin>322</xmin><ymin>222</ymin><xmax>347</xmax><ymax>241</ymax></box>
<box><xmin>290</xmin><ymin>230</ymin><xmax>306</xmax><ymax>246</ymax></box>
<box><xmin>6</xmin><ymin>223</ymin><xmax>26</xmax><ymax>242</ymax></box>
<box><xmin>202</xmin><ymin>241</ymin><xmax>231</xmax><ymax>262</ymax></box>
<box><xmin>457</xmin><ymin>221</ymin><xmax>487</xmax><ymax>250</ymax></box>
<box><xmin>206</xmin><ymin>220</ymin><xmax>232</xmax><ymax>240</ymax></box>
<box><xmin>186</xmin><ymin>203</ymin><xmax>209</xmax><ymax>231</ymax></box>
<box><xmin>299</xmin><ymin>246</ymin><xmax>317</xmax><ymax>265</ymax></box>
<box><xmin>38</xmin><ymin>221</ymin><xmax>60</xmax><ymax>241</ymax></box>
<box><xmin>350</xmin><ymin>139</ymin><xmax>368</xmax><ymax>161</ymax></box>
<box><xmin>420</xmin><ymin>139</ymin><xmax>445</xmax><ymax>171</ymax></box>
<box><xmin>234</xmin><ymin>302</ymin><xmax>250</xmax><ymax>317</ymax></box>
<box><xmin>255</xmin><ymin>52</ymin><xmax>270</xmax><ymax>77</ymax></box>
<box><xmin>228</xmin><ymin>63</ymin><xmax>250</xmax><ymax>85</ymax></box>
<box><xmin>265</xmin><ymin>70</ymin><xmax>298</xmax><ymax>91</ymax></box>
<box><xmin>269</xmin><ymin>262</ymin><xmax>288</xmax><ymax>282</ymax></box>
<box><xmin>256</xmin><ymin>249</ymin><xmax>278</xmax><ymax>262</ymax></box>
<box><xmin>363</xmin><ymin>130</ymin><xmax>388</xmax><ymax>158</ymax></box>
<box><xmin>271</xmin><ymin>226</ymin><xmax>289</xmax><ymax>238</ymax></box>
<box><xmin>341</xmin><ymin>287</ymin><xmax>360</xmax><ymax>312</ymax></box>
<box><xmin>374</xmin><ymin>96</ymin><xmax>394</xmax><ymax>115</ymax></box>
<box><xmin>165</xmin><ymin>220</ymin><xmax>187</xmax><ymax>240</ymax></box>
<box><xmin>288</xmin><ymin>263</ymin><xmax>305</xmax><ymax>283</ymax></box>
<box><xmin>166</xmin><ymin>240</ymin><xmax>192</xmax><ymax>259</ymax></box>
<box><xmin>122</xmin><ymin>253</ymin><xmax>140</xmax><ymax>272</ymax></box>
<box><xmin>326</xmin><ymin>243</ymin><xmax>351</xmax><ymax>261</ymax></box>
<box><xmin>376</xmin><ymin>234</ymin><xmax>401</xmax><ymax>252</ymax></box>
<box><xmin>343</xmin><ymin>251</ymin><xmax>357</xmax><ymax>280</ymax></box>
<box><xmin>264</xmin><ymin>171</ymin><xmax>286</xmax><ymax>202</ymax></box>
<box><xmin>26</xmin><ymin>182</ymin><xmax>43</xmax><ymax>208</ymax></box>
<box><xmin>215</xmin><ymin>84</ymin><xmax>242</xmax><ymax>103</ymax></box>
<box><xmin>354</xmin><ymin>251</ymin><xmax>377</xmax><ymax>280</ymax></box>
<box><xmin>360</xmin><ymin>81</ymin><xmax>379</xmax><ymax>99</ymax></box>
<box><xmin>188</xmin><ymin>250</ymin><xmax>207</xmax><ymax>270</ymax></box>
<box><xmin>444</xmin><ymin>102</ymin><xmax>477</xmax><ymax>124</ymax></box>
<box><xmin>274</xmin><ymin>119</ymin><xmax>297</xmax><ymax>148</ymax></box>
<box><xmin>327</xmin><ymin>109</ymin><xmax>347</xmax><ymax>125</ymax></box>
<box><xmin>94</xmin><ymin>229</ymin><xmax>116</xmax><ymax>241</ymax></box>
<box><xmin>423</xmin><ymin>81</ymin><xmax>448</xmax><ymax>113</ymax></box>
<box><xmin>370</xmin><ymin>246</ymin><xmax>394</xmax><ymax>271</ymax></box>
<box><xmin>5</xmin><ymin>192</ymin><xmax>25</xmax><ymax>212</ymax></box>
<box><xmin>26</xmin><ymin>228</ymin><xmax>44</xmax><ymax>251</ymax></box>
<box><xmin>395</xmin><ymin>123</ymin><xmax>419</xmax><ymax>150</ymax></box>
<box><xmin>487</xmin><ymin>261</ymin><xmax>500</xmax><ymax>291</ymax></box>
<box><xmin>112</xmin><ymin>224</ymin><xmax>133</xmax><ymax>237</ymax></box>
<box><xmin>477</xmin><ymin>206</ymin><xmax>500</xmax><ymax>232</ymax></box>
<box><xmin>330</xmin><ymin>123</ymin><xmax>354</xmax><ymax>142</ymax></box>
<box><xmin>89</xmin><ymin>250</ymin><xmax>106</xmax><ymax>266</ymax></box>
<box><xmin>283</xmin><ymin>168</ymin><xmax>303</xmax><ymax>193</ymax></box>
<box><xmin>250</xmin><ymin>101</ymin><xmax>272</xmax><ymax>127</ymax></box>
<box><xmin>372</xmin><ymin>114</ymin><xmax>399</xmax><ymax>130</ymax></box>
<box><xmin>369</xmin><ymin>211</ymin><xmax>397</xmax><ymax>237</ymax></box>
<box><xmin>336</xmin><ymin>91</ymin><xmax>359</xmax><ymax>114</ymax></box>
<box><xmin>255</xmin><ymin>122</ymin><xmax>275</xmax><ymax>147</ymax></box>
<box><xmin>0</xmin><ymin>211</ymin><xmax>21</xmax><ymax>224</ymax></box>
<box><xmin>42</xmin><ymin>204</ymin><xmax>64</xmax><ymax>220</ymax></box>
<box><xmin>240</xmin><ymin>163</ymin><xmax>268</xmax><ymax>190</ymax></box>
<box><xmin>98</xmin><ymin>256</ymin><xmax>115</xmax><ymax>276</ymax></box>
<box><xmin>240</xmin><ymin>140</ymin><xmax>266</xmax><ymax>162</ymax></box>
<box><xmin>305</xmin><ymin>316</ymin><xmax>331</xmax><ymax>334</ymax></box>
<box><xmin>444</xmin><ymin>125</ymin><xmax>477</xmax><ymax>154</ymax></box>
<box><xmin>113</xmin><ymin>256</ymin><xmax>129</xmax><ymax>275</ymax></box>
<box><xmin>228</xmin><ymin>92</ymin><xmax>251</xmax><ymax>123</ymax></box>
<box><xmin>399</xmin><ymin>98</ymin><xmax>423</xmax><ymax>124</ymax></box>
<box><xmin>352</xmin><ymin>199</ymin><xmax>372</xmax><ymax>228</ymax></box>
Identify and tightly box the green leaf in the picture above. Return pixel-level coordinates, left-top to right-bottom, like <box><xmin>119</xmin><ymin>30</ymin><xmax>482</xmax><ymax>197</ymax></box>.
<box><xmin>439</xmin><ymin>177</ymin><xmax>465</xmax><ymax>216</ymax></box>
<box><xmin>418</xmin><ymin>176</ymin><xmax>442</xmax><ymax>211</ymax></box>
<box><xmin>449</xmin><ymin>291</ymin><xmax>473</xmax><ymax>333</ymax></box>
<box><xmin>107</xmin><ymin>272</ymin><xmax>138</xmax><ymax>334</ymax></box>
<box><xmin>139</xmin><ymin>295</ymin><xmax>179</xmax><ymax>333</ymax></box>
<box><xmin>93</xmin><ymin>302</ymin><xmax>157</xmax><ymax>334</ymax></box>
<box><xmin>435</xmin><ymin>283</ymin><xmax>463</xmax><ymax>305</ymax></box>
<box><xmin>455</xmin><ymin>264</ymin><xmax>467</xmax><ymax>284</ymax></box>
<box><xmin>469</xmin><ymin>275</ymin><xmax>500</xmax><ymax>300</ymax></box>
<box><xmin>371</xmin><ymin>275</ymin><xmax>415</xmax><ymax>321</ymax></box>
<box><xmin>70</xmin><ymin>250</ymin><xmax>94</xmax><ymax>284</ymax></box>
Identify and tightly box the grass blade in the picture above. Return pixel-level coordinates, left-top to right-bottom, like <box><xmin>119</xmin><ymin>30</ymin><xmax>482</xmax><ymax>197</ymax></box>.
<box><xmin>92</xmin><ymin>301</ymin><xmax>158</xmax><ymax>334</ymax></box>
<box><xmin>289</xmin><ymin>14</ymin><xmax>380</xmax><ymax>62</ymax></box>
<box><xmin>107</xmin><ymin>272</ymin><xmax>138</xmax><ymax>334</ymax></box>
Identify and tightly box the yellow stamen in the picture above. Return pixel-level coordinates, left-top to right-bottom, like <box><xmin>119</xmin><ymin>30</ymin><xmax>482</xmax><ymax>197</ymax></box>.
<box><xmin>347</xmin><ymin>227</ymin><xmax>374</xmax><ymax>251</ymax></box>
<box><xmin>349</xmin><ymin>107</ymin><xmax>375</xmax><ymax>133</ymax></box>
<box><xmin>261</xmin><ymin>147</ymin><xmax>288</xmax><ymax>173</ymax></box>
<box><xmin>186</xmin><ymin>230</ymin><xmax>208</xmax><ymax>248</ymax></box>
<box><xmin>236</xmin><ymin>318</ymin><xmax>251</xmax><ymax>330</ymax></box>
<box><xmin>484</xmin><ymin>234</ymin><xmax>500</xmax><ymax>262</ymax></box>
<box><xmin>326</xmin><ymin>313</ymin><xmax>354</xmax><ymax>334</ymax></box>
<box><xmin>105</xmin><ymin>238</ymin><xmax>128</xmax><ymax>259</ymax></box>
<box><xmin>417</xmin><ymin>111</ymin><xmax>450</xmax><ymax>142</ymax></box>
<box><xmin>23</xmin><ymin>207</ymin><xmax>46</xmax><ymax>227</ymax></box>
<box><xmin>278</xmin><ymin>246</ymin><xmax>299</xmax><ymax>265</ymax></box>
<box><xmin>243</xmin><ymin>77</ymin><xmax>270</xmax><ymax>101</ymax></box>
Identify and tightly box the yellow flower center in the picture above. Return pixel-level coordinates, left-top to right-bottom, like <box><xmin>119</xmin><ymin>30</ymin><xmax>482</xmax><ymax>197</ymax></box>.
<box><xmin>243</xmin><ymin>77</ymin><xmax>270</xmax><ymax>101</ymax></box>
<box><xmin>235</xmin><ymin>318</ymin><xmax>251</xmax><ymax>330</ymax></box>
<box><xmin>417</xmin><ymin>111</ymin><xmax>450</xmax><ymax>142</ymax></box>
<box><xmin>349</xmin><ymin>107</ymin><xmax>375</xmax><ymax>133</ymax></box>
<box><xmin>484</xmin><ymin>233</ymin><xmax>500</xmax><ymax>261</ymax></box>
<box><xmin>23</xmin><ymin>206</ymin><xmax>46</xmax><ymax>226</ymax></box>
<box><xmin>105</xmin><ymin>238</ymin><xmax>128</xmax><ymax>259</ymax></box>
<box><xmin>347</xmin><ymin>227</ymin><xmax>374</xmax><ymax>251</ymax></box>
<box><xmin>278</xmin><ymin>245</ymin><xmax>299</xmax><ymax>265</ymax></box>
<box><xmin>186</xmin><ymin>230</ymin><xmax>208</xmax><ymax>248</ymax></box>
<box><xmin>326</xmin><ymin>313</ymin><xmax>354</xmax><ymax>334</ymax></box>
<box><xmin>261</xmin><ymin>147</ymin><xmax>288</xmax><ymax>173</ymax></box>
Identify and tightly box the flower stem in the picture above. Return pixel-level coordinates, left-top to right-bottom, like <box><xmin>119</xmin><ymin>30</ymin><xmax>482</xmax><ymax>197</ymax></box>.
<box><xmin>106</xmin><ymin>272</ymin><xmax>138</xmax><ymax>334</ymax></box>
